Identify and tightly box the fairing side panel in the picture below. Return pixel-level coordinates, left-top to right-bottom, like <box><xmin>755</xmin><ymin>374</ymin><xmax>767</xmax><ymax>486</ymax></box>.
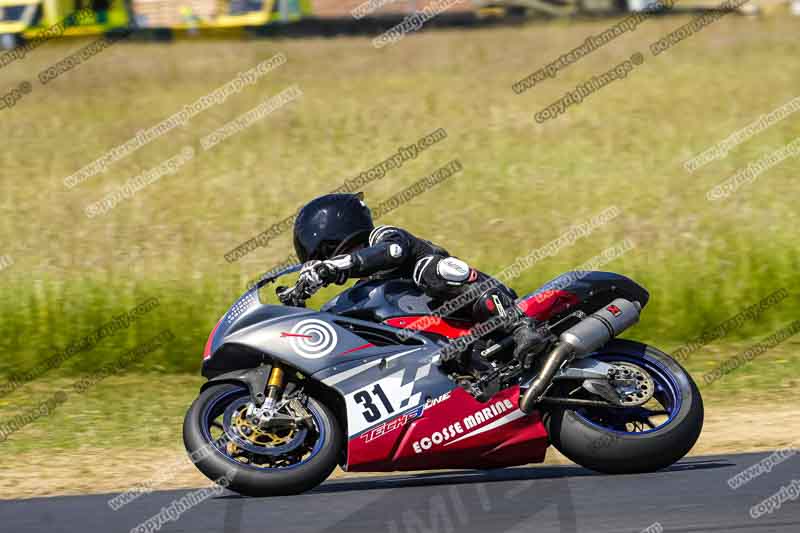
<box><xmin>311</xmin><ymin>342</ymin><xmax>452</xmax><ymax>441</ymax></box>
<box><xmin>345</xmin><ymin>386</ymin><xmax>549</xmax><ymax>471</ymax></box>
<box><xmin>201</xmin><ymin>282</ymin><xmax>553</xmax><ymax>473</ymax></box>
<box><xmin>313</xmin><ymin>340</ymin><xmax>548</xmax><ymax>472</ymax></box>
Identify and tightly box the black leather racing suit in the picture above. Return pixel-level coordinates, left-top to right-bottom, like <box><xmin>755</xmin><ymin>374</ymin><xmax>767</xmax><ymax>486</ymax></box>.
<box><xmin>316</xmin><ymin>225</ymin><xmax>549</xmax><ymax>364</ymax></box>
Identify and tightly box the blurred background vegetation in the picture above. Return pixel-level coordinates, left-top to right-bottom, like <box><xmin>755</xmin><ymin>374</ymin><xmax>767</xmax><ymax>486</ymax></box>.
<box><xmin>2</xmin><ymin>15</ymin><xmax>798</xmax><ymax>375</ymax></box>
<box><xmin>0</xmin><ymin>15</ymin><xmax>798</xmax><ymax>492</ymax></box>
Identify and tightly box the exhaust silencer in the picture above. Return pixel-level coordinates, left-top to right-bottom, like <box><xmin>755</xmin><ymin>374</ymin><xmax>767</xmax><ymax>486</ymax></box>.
<box><xmin>519</xmin><ymin>298</ymin><xmax>641</xmax><ymax>413</ymax></box>
<box><xmin>560</xmin><ymin>298</ymin><xmax>641</xmax><ymax>357</ymax></box>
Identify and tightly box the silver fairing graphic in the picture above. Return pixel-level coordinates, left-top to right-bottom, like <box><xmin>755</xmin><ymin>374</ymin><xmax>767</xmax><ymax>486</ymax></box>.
<box><xmin>204</xmin><ymin>285</ymin><xmax>455</xmax><ymax>437</ymax></box>
<box><xmin>313</xmin><ymin>346</ymin><xmax>455</xmax><ymax>437</ymax></box>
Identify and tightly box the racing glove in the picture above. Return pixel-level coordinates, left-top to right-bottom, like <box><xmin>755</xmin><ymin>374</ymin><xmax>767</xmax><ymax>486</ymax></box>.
<box><xmin>297</xmin><ymin>256</ymin><xmax>353</xmax><ymax>295</ymax></box>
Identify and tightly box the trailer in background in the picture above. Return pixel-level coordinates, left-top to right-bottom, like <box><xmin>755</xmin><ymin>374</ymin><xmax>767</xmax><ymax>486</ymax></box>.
<box><xmin>0</xmin><ymin>0</ymin><xmax>311</xmax><ymax>48</ymax></box>
<box><xmin>130</xmin><ymin>0</ymin><xmax>310</xmax><ymax>30</ymax></box>
<box><xmin>0</xmin><ymin>0</ymin><xmax>127</xmax><ymax>48</ymax></box>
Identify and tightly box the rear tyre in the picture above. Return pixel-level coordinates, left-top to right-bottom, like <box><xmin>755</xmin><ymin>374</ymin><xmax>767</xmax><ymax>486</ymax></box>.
<box><xmin>183</xmin><ymin>383</ymin><xmax>342</xmax><ymax>496</ymax></box>
<box><xmin>543</xmin><ymin>340</ymin><xmax>703</xmax><ymax>474</ymax></box>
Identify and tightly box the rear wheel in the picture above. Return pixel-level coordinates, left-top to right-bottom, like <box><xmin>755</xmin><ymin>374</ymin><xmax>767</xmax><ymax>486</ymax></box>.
<box><xmin>543</xmin><ymin>339</ymin><xmax>703</xmax><ymax>474</ymax></box>
<box><xmin>183</xmin><ymin>383</ymin><xmax>342</xmax><ymax>496</ymax></box>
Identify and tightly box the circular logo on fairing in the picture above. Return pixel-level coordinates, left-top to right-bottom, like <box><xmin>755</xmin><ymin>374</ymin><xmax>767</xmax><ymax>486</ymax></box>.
<box><xmin>286</xmin><ymin>319</ymin><xmax>338</xmax><ymax>359</ymax></box>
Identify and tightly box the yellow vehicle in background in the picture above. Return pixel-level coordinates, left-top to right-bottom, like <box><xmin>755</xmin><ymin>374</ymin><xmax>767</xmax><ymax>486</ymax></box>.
<box><xmin>130</xmin><ymin>0</ymin><xmax>310</xmax><ymax>30</ymax></box>
<box><xmin>0</xmin><ymin>0</ymin><xmax>128</xmax><ymax>48</ymax></box>
<box><xmin>0</xmin><ymin>0</ymin><xmax>312</xmax><ymax>49</ymax></box>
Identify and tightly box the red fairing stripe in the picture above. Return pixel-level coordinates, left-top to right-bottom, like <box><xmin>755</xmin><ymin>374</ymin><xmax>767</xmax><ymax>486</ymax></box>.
<box><xmin>517</xmin><ymin>290</ymin><xmax>580</xmax><ymax>321</ymax></box>
<box><xmin>339</xmin><ymin>343</ymin><xmax>375</xmax><ymax>356</ymax></box>
<box><xmin>384</xmin><ymin>316</ymin><xmax>474</xmax><ymax>339</ymax></box>
<box><xmin>384</xmin><ymin>290</ymin><xmax>580</xmax><ymax>339</ymax></box>
<box><xmin>203</xmin><ymin>319</ymin><xmax>223</xmax><ymax>360</ymax></box>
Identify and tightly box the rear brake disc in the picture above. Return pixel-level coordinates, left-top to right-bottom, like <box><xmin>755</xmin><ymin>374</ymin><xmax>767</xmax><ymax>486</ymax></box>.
<box><xmin>608</xmin><ymin>363</ymin><xmax>655</xmax><ymax>407</ymax></box>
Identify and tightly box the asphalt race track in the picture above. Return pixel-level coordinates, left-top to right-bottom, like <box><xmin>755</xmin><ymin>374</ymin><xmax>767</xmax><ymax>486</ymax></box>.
<box><xmin>2</xmin><ymin>452</ymin><xmax>798</xmax><ymax>533</ymax></box>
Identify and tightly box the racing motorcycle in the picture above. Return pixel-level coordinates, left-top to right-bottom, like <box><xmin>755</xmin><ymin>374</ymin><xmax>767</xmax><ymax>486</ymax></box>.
<box><xmin>184</xmin><ymin>266</ymin><xmax>704</xmax><ymax>496</ymax></box>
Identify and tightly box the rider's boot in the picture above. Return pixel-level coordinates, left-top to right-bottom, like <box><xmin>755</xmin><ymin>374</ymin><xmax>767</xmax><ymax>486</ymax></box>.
<box><xmin>472</xmin><ymin>287</ymin><xmax>554</xmax><ymax>368</ymax></box>
<box><xmin>510</xmin><ymin>315</ymin><xmax>553</xmax><ymax>369</ymax></box>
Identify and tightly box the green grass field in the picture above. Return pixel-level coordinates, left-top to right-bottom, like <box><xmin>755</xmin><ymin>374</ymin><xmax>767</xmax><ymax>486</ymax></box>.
<box><xmin>1</xmin><ymin>15</ymin><xmax>798</xmax><ymax>375</ymax></box>
<box><xmin>0</xmin><ymin>15</ymin><xmax>799</xmax><ymax>488</ymax></box>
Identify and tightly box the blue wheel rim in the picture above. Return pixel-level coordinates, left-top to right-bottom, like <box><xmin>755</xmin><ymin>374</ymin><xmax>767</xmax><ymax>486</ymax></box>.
<box><xmin>573</xmin><ymin>353</ymin><xmax>682</xmax><ymax>435</ymax></box>
<box><xmin>200</xmin><ymin>387</ymin><xmax>326</xmax><ymax>471</ymax></box>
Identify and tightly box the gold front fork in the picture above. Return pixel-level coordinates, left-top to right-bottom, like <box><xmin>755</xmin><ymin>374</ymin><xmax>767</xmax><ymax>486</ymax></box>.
<box><xmin>263</xmin><ymin>364</ymin><xmax>285</xmax><ymax>410</ymax></box>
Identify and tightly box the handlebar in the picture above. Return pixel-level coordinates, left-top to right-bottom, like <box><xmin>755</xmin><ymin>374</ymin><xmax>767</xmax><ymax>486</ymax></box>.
<box><xmin>246</xmin><ymin>262</ymin><xmax>310</xmax><ymax>307</ymax></box>
<box><xmin>272</xmin><ymin>262</ymin><xmax>341</xmax><ymax>307</ymax></box>
<box><xmin>276</xmin><ymin>277</ymin><xmax>313</xmax><ymax>307</ymax></box>
<box><xmin>255</xmin><ymin>261</ymin><xmax>337</xmax><ymax>307</ymax></box>
<box><xmin>252</xmin><ymin>263</ymin><xmax>303</xmax><ymax>290</ymax></box>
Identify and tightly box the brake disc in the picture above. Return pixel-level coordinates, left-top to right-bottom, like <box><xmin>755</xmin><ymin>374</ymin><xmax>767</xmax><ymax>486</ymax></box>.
<box><xmin>609</xmin><ymin>363</ymin><xmax>655</xmax><ymax>407</ymax></box>
<box><xmin>222</xmin><ymin>398</ymin><xmax>309</xmax><ymax>456</ymax></box>
<box><xmin>233</xmin><ymin>409</ymin><xmax>296</xmax><ymax>447</ymax></box>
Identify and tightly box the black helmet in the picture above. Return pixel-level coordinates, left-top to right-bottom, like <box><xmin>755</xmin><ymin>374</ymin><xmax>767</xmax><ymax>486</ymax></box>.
<box><xmin>293</xmin><ymin>193</ymin><xmax>374</xmax><ymax>262</ymax></box>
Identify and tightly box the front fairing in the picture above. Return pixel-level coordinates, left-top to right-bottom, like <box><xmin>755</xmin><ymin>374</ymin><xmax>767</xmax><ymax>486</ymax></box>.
<box><xmin>202</xmin><ymin>281</ymin><xmax>439</xmax><ymax>378</ymax></box>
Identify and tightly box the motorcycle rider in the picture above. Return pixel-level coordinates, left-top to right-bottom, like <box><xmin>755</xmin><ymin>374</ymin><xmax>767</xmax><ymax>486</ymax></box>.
<box><xmin>282</xmin><ymin>192</ymin><xmax>552</xmax><ymax>368</ymax></box>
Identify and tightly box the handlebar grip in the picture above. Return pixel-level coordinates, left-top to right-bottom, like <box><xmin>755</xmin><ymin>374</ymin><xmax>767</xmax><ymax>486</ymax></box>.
<box><xmin>276</xmin><ymin>285</ymin><xmax>293</xmax><ymax>305</ymax></box>
<box><xmin>276</xmin><ymin>282</ymin><xmax>309</xmax><ymax>307</ymax></box>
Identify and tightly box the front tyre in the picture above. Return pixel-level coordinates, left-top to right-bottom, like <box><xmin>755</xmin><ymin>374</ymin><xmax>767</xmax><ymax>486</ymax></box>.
<box><xmin>544</xmin><ymin>340</ymin><xmax>704</xmax><ymax>474</ymax></box>
<box><xmin>183</xmin><ymin>383</ymin><xmax>342</xmax><ymax>496</ymax></box>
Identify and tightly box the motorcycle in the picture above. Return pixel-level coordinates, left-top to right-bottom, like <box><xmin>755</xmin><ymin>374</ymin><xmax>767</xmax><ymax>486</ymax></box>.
<box><xmin>183</xmin><ymin>265</ymin><xmax>703</xmax><ymax>496</ymax></box>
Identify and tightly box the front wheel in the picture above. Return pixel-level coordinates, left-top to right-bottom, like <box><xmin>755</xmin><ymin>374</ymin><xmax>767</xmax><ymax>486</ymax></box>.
<box><xmin>543</xmin><ymin>339</ymin><xmax>704</xmax><ymax>474</ymax></box>
<box><xmin>183</xmin><ymin>383</ymin><xmax>342</xmax><ymax>496</ymax></box>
